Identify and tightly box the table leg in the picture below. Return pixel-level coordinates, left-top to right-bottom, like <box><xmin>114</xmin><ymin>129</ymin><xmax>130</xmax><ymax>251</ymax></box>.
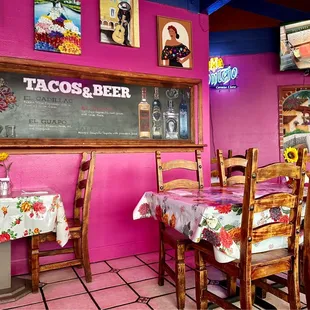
<box><xmin>0</xmin><ymin>241</ymin><xmax>32</xmax><ymax>304</ymax></box>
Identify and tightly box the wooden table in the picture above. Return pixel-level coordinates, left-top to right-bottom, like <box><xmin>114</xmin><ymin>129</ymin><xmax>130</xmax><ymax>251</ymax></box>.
<box><xmin>0</xmin><ymin>189</ymin><xmax>70</xmax><ymax>303</ymax></box>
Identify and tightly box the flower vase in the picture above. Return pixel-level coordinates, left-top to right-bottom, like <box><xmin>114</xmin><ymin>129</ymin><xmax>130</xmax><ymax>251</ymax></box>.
<box><xmin>0</xmin><ymin>173</ymin><xmax>11</xmax><ymax>196</ymax></box>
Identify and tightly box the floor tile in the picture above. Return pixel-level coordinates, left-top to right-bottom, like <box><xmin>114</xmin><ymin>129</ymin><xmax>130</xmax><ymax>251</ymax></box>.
<box><xmin>186</xmin><ymin>284</ymin><xmax>227</xmax><ymax>300</ymax></box>
<box><xmin>91</xmin><ymin>285</ymin><xmax>138</xmax><ymax>309</ymax></box>
<box><xmin>107</xmin><ymin>256</ymin><xmax>144</xmax><ymax>270</ymax></box>
<box><xmin>136</xmin><ymin>252</ymin><xmax>159</xmax><ymax>264</ymax></box>
<box><xmin>82</xmin><ymin>272</ymin><xmax>125</xmax><ymax>291</ymax></box>
<box><xmin>111</xmin><ymin>302</ymin><xmax>150</xmax><ymax>309</ymax></box>
<box><xmin>74</xmin><ymin>261</ymin><xmax>111</xmax><ymax>277</ymax></box>
<box><xmin>6</xmin><ymin>303</ymin><xmax>46</xmax><ymax>310</ymax></box>
<box><xmin>118</xmin><ymin>265</ymin><xmax>157</xmax><ymax>283</ymax></box>
<box><xmin>0</xmin><ymin>291</ymin><xmax>43</xmax><ymax>310</ymax></box>
<box><xmin>149</xmin><ymin>292</ymin><xmax>197</xmax><ymax>310</ymax></box>
<box><xmin>47</xmin><ymin>293</ymin><xmax>97</xmax><ymax>310</ymax></box>
<box><xmin>165</xmin><ymin>259</ymin><xmax>192</xmax><ymax>272</ymax></box>
<box><xmin>130</xmin><ymin>278</ymin><xmax>175</xmax><ymax>298</ymax></box>
<box><xmin>39</xmin><ymin>267</ymin><xmax>77</xmax><ymax>284</ymax></box>
<box><xmin>43</xmin><ymin>278</ymin><xmax>86</xmax><ymax>301</ymax></box>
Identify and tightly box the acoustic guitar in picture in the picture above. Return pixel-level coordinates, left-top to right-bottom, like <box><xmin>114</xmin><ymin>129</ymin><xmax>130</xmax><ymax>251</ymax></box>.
<box><xmin>112</xmin><ymin>16</ymin><xmax>125</xmax><ymax>45</ymax></box>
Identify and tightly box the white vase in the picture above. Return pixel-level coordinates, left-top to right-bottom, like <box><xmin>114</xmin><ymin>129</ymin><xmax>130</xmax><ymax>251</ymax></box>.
<box><xmin>0</xmin><ymin>177</ymin><xmax>11</xmax><ymax>196</ymax></box>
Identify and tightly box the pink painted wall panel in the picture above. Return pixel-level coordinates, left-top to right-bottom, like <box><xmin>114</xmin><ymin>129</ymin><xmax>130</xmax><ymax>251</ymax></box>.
<box><xmin>0</xmin><ymin>0</ymin><xmax>210</xmax><ymax>275</ymax></box>
<box><xmin>210</xmin><ymin>52</ymin><xmax>310</xmax><ymax>166</ymax></box>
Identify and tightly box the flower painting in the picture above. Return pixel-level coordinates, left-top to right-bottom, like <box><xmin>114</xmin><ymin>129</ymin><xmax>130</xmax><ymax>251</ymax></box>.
<box><xmin>279</xmin><ymin>86</ymin><xmax>310</xmax><ymax>164</ymax></box>
<box><xmin>157</xmin><ymin>16</ymin><xmax>193</xmax><ymax>69</ymax></box>
<box><xmin>34</xmin><ymin>0</ymin><xmax>81</xmax><ymax>55</ymax></box>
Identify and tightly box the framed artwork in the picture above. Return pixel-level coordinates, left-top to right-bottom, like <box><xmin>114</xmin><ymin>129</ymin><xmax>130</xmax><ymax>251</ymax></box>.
<box><xmin>157</xmin><ymin>16</ymin><xmax>193</xmax><ymax>69</ymax></box>
<box><xmin>99</xmin><ymin>0</ymin><xmax>140</xmax><ymax>48</ymax></box>
<box><xmin>34</xmin><ymin>0</ymin><xmax>81</xmax><ymax>55</ymax></box>
<box><xmin>279</xmin><ymin>85</ymin><xmax>310</xmax><ymax>162</ymax></box>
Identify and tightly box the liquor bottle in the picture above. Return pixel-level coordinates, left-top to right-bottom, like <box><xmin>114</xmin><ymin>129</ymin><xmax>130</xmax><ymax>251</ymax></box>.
<box><xmin>152</xmin><ymin>87</ymin><xmax>162</xmax><ymax>139</ymax></box>
<box><xmin>163</xmin><ymin>100</ymin><xmax>179</xmax><ymax>139</ymax></box>
<box><xmin>179</xmin><ymin>92</ymin><xmax>189</xmax><ymax>139</ymax></box>
<box><xmin>138</xmin><ymin>87</ymin><xmax>150</xmax><ymax>138</ymax></box>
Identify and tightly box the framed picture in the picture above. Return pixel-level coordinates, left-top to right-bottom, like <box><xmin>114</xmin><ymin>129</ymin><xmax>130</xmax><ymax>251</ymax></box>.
<box><xmin>34</xmin><ymin>0</ymin><xmax>81</xmax><ymax>55</ymax></box>
<box><xmin>99</xmin><ymin>0</ymin><xmax>140</xmax><ymax>48</ymax></box>
<box><xmin>157</xmin><ymin>16</ymin><xmax>193</xmax><ymax>69</ymax></box>
<box><xmin>278</xmin><ymin>85</ymin><xmax>310</xmax><ymax>162</ymax></box>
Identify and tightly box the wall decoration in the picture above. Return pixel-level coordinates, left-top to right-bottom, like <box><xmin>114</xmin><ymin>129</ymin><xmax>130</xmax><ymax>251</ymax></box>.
<box><xmin>209</xmin><ymin>57</ymin><xmax>238</xmax><ymax>89</ymax></box>
<box><xmin>99</xmin><ymin>0</ymin><xmax>140</xmax><ymax>48</ymax></box>
<box><xmin>279</xmin><ymin>85</ymin><xmax>310</xmax><ymax>161</ymax></box>
<box><xmin>157</xmin><ymin>16</ymin><xmax>193</xmax><ymax>69</ymax></box>
<box><xmin>34</xmin><ymin>0</ymin><xmax>81</xmax><ymax>55</ymax></box>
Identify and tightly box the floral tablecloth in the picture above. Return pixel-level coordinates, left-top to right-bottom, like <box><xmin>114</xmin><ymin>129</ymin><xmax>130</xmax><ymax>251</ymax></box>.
<box><xmin>133</xmin><ymin>184</ymin><xmax>306</xmax><ymax>263</ymax></box>
<box><xmin>0</xmin><ymin>190</ymin><xmax>70</xmax><ymax>247</ymax></box>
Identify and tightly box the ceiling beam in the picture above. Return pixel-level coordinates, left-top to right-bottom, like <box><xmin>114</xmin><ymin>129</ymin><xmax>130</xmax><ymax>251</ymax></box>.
<box><xmin>229</xmin><ymin>0</ymin><xmax>310</xmax><ymax>22</ymax></box>
<box><xmin>201</xmin><ymin>0</ymin><xmax>232</xmax><ymax>15</ymax></box>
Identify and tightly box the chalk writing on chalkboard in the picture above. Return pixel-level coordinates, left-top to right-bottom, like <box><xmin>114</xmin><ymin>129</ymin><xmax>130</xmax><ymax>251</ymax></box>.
<box><xmin>0</xmin><ymin>73</ymin><xmax>191</xmax><ymax>140</ymax></box>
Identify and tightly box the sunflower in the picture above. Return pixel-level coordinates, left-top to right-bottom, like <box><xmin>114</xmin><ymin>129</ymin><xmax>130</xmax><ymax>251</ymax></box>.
<box><xmin>283</xmin><ymin>147</ymin><xmax>298</xmax><ymax>163</ymax></box>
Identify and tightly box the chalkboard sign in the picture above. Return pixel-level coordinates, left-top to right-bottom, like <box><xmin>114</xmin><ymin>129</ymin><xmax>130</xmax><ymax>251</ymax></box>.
<box><xmin>0</xmin><ymin>57</ymin><xmax>203</xmax><ymax>151</ymax></box>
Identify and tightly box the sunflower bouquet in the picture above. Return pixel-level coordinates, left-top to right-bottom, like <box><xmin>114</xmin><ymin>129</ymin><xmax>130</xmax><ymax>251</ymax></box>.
<box><xmin>0</xmin><ymin>152</ymin><xmax>12</xmax><ymax>178</ymax></box>
<box><xmin>283</xmin><ymin>147</ymin><xmax>298</xmax><ymax>163</ymax></box>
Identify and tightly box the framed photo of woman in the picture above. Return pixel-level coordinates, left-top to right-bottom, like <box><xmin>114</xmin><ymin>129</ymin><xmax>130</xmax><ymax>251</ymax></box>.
<box><xmin>157</xmin><ymin>16</ymin><xmax>193</xmax><ymax>69</ymax></box>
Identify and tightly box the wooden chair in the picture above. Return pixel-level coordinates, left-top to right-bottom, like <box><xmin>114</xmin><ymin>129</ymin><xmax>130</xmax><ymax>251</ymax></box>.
<box><xmin>217</xmin><ymin>149</ymin><xmax>248</xmax><ymax>187</ymax></box>
<box><xmin>227</xmin><ymin>149</ymin><xmax>247</xmax><ymax>178</ymax></box>
<box><xmin>193</xmin><ymin>147</ymin><xmax>307</xmax><ymax>309</ymax></box>
<box><xmin>156</xmin><ymin>150</ymin><xmax>203</xmax><ymax>310</ymax></box>
<box><xmin>211</xmin><ymin>157</ymin><xmax>220</xmax><ymax>186</ymax></box>
<box><xmin>29</xmin><ymin>152</ymin><xmax>96</xmax><ymax>292</ymax></box>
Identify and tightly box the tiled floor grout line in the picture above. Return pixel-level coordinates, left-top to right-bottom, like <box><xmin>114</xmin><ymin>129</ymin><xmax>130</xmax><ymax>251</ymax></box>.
<box><xmin>39</xmin><ymin>285</ymin><xmax>49</xmax><ymax>310</ymax></box>
<box><xmin>72</xmin><ymin>266</ymin><xmax>101</xmax><ymax>310</ymax></box>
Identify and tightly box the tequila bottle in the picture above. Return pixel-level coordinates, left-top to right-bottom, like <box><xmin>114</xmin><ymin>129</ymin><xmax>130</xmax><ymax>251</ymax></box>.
<box><xmin>163</xmin><ymin>100</ymin><xmax>179</xmax><ymax>139</ymax></box>
<box><xmin>152</xmin><ymin>87</ymin><xmax>162</xmax><ymax>139</ymax></box>
<box><xmin>179</xmin><ymin>92</ymin><xmax>189</xmax><ymax>139</ymax></box>
<box><xmin>138</xmin><ymin>87</ymin><xmax>150</xmax><ymax>138</ymax></box>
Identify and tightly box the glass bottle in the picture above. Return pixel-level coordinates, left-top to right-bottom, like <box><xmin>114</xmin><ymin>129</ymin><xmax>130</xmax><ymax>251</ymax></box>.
<box><xmin>138</xmin><ymin>87</ymin><xmax>150</xmax><ymax>138</ymax></box>
<box><xmin>179</xmin><ymin>92</ymin><xmax>189</xmax><ymax>139</ymax></box>
<box><xmin>163</xmin><ymin>100</ymin><xmax>179</xmax><ymax>139</ymax></box>
<box><xmin>152</xmin><ymin>87</ymin><xmax>162</xmax><ymax>139</ymax></box>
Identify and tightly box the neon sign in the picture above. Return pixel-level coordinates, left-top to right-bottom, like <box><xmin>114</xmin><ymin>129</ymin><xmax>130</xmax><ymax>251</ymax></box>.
<box><xmin>209</xmin><ymin>57</ymin><xmax>238</xmax><ymax>89</ymax></box>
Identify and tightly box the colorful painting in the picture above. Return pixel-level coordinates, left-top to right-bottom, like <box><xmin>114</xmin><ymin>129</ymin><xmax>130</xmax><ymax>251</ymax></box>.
<box><xmin>34</xmin><ymin>0</ymin><xmax>81</xmax><ymax>55</ymax></box>
<box><xmin>279</xmin><ymin>85</ymin><xmax>310</xmax><ymax>162</ymax></box>
<box><xmin>157</xmin><ymin>16</ymin><xmax>193</xmax><ymax>69</ymax></box>
<box><xmin>99</xmin><ymin>0</ymin><xmax>140</xmax><ymax>48</ymax></box>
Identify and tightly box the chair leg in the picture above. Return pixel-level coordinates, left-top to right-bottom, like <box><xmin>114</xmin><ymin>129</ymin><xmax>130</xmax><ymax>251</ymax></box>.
<box><xmin>226</xmin><ymin>276</ymin><xmax>237</xmax><ymax>297</ymax></box>
<box><xmin>81</xmin><ymin>237</ymin><xmax>92</xmax><ymax>283</ymax></box>
<box><xmin>175</xmin><ymin>244</ymin><xmax>186</xmax><ymax>310</ymax></box>
<box><xmin>287</xmin><ymin>268</ymin><xmax>301</xmax><ymax>310</ymax></box>
<box><xmin>30</xmin><ymin>236</ymin><xmax>40</xmax><ymax>293</ymax></box>
<box><xmin>158</xmin><ymin>222</ymin><xmax>165</xmax><ymax>286</ymax></box>
<box><xmin>73</xmin><ymin>239</ymin><xmax>82</xmax><ymax>268</ymax></box>
<box><xmin>239</xmin><ymin>279</ymin><xmax>252</xmax><ymax>309</ymax></box>
<box><xmin>194</xmin><ymin>249</ymin><xmax>208</xmax><ymax>310</ymax></box>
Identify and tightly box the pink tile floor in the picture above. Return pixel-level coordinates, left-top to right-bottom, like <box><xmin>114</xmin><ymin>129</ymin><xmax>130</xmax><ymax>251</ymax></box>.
<box><xmin>0</xmin><ymin>250</ymin><xmax>308</xmax><ymax>310</ymax></box>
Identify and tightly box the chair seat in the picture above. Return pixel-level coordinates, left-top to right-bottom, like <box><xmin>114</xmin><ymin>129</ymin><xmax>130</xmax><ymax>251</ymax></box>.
<box><xmin>163</xmin><ymin>226</ymin><xmax>192</xmax><ymax>247</ymax></box>
<box><xmin>67</xmin><ymin>218</ymin><xmax>82</xmax><ymax>231</ymax></box>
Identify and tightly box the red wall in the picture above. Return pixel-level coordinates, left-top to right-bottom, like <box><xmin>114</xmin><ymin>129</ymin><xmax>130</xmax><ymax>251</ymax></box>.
<box><xmin>0</xmin><ymin>0</ymin><xmax>210</xmax><ymax>275</ymax></box>
<box><xmin>210</xmin><ymin>52</ymin><xmax>310</xmax><ymax>165</ymax></box>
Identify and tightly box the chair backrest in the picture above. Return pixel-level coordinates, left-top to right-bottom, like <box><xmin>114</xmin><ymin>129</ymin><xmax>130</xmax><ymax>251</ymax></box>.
<box><xmin>74</xmin><ymin>152</ymin><xmax>96</xmax><ymax>229</ymax></box>
<box><xmin>156</xmin><ymin>150</ymin><xmax>204</xmax><ymax>192</ymax></box>
<box><xmin>240</xmin><ymin>147</ymin><xmax>307</xmax><ymax>269</ymax></box>
<box><xmin>217</xmin><ymin>149</ymin><xmax>248</xmax><ymax>187</ymax></box>
<box><xmin>227</xmin><ymin>149</ymin><xmax>247</xmax><ymax>178</ymax></box>
<box><xmin>211</xmin><ymin>157</ymin><xmax>220</xmax><ymax>187</ymax></box>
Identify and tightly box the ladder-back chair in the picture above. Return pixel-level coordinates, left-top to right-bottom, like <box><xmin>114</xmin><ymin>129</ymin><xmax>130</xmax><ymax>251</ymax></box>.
<box><xmin>193</xmin><ymin>147</ymin><xmax>307</xmax><ymax>309</ymax></box>
<box><xmin>156</xmin><ymin>150</ymin><xmax>203</xmax><ymax>310</ymax></box>
<box><xmin>217</xmin><ymin>149</ymin><xmax>248</xmax><ymax>187</ymax></box>
<box><xmin>29</xmin><ymin>152</ymin><xmax>96</xmax><ymax>292</ymax></box>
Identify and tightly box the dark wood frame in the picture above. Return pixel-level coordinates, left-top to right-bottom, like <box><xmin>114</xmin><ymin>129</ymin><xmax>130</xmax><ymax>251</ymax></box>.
<box><xmin>0</xmin><ymin>57</ymin><xmax>204</xmax><ymax>153</ymax></box>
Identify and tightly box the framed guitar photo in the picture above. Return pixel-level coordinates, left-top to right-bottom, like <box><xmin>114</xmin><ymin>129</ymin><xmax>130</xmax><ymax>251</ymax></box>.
<box><xmin>157</xmin><ymin>16</ymin><xmax>193</xmax><ymax>69</ymax></box>
<box><xmin>99</xmin><ymin>0</ymin><xmax>140</xmax><ymax>48</ymax></box>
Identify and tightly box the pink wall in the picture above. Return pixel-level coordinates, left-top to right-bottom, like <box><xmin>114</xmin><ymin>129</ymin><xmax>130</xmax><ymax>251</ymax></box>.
<box><xmin>210</xmin><ymin>52</ymin><xmax>310</xmax><ymax>166</ymax></box>
<box><xmin>0</xmin><ymin>0</ymin><xmax>210</xmax><ymax>274</ymax></box>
